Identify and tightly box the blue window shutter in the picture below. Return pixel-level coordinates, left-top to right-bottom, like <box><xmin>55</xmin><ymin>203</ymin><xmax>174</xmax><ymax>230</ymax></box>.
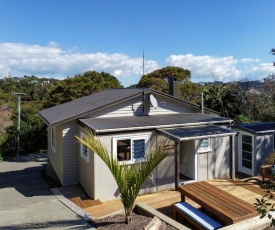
<box><xmin>133</xmin><ymin>139</ymin><xmax>145</xmax><ymax>159</ymax></box>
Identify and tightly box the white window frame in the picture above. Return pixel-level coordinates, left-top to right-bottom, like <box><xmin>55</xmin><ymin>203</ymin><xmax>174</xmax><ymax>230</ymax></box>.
<box><xmin>80</xmin><ymin>132</ymin><xmax>89</xmax><ymax>163</ymax></box>
<box><xmin>198</xmin><ymin>138</ymin><xmax>211</xmax><ymax>153</ymax></box>
<box><xmin>112</xmin><ymin>133</ymin><xmax>150</xmax><ymax>165</ymax></box>
<box><xmin>51</xmin><ymin>127</ymin><xmax>56</xmax><ymax>152</ymax></box>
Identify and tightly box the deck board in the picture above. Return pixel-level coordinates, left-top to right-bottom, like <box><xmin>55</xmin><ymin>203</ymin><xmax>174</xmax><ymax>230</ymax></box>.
<box><xmin>84</xmin><ymin>176</ymin><xmax>274</xmax><ymax>224</ymax></box>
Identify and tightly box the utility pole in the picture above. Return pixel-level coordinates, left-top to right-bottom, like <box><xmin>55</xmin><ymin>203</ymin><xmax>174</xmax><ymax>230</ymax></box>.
<box><xmin>12</xmin><ymin>92</ymin><xmax>26</xmax><ymax>157</ymax></box>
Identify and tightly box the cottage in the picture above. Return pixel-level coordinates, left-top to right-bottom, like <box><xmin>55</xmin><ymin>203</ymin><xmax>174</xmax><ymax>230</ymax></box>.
<box><xmin>38</xmin><ymin>84</ymin><xmax>236</xmax><ymax>202</ymax></box>
<box><xmin>236</xmin><ymin>122</ymin><xmax>275</xmax><ymax>176</ymax></box>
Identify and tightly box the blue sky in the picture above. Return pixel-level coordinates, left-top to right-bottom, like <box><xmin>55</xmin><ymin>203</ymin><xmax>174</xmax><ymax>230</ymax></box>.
<box><xmin>0</xmin><ymin>0</ymin><xmax>274</xmax><ymax>87</ymax></box>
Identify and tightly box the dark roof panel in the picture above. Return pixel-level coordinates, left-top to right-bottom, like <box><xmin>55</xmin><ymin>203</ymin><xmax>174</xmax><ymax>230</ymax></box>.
<box><xmin>238</xmin><ymin>122</ymin><xmax>275</xmax><ymax>134</ymax></box>
<box><xmin>38</xmin><ymin>88</ymin><xmax>148</xmax><ymax>125</ymax></box>
<box><xmin>161</xmin><ymin>125</ymin><xmax>236</xmax><ymax>140</ymax></box>
<box><xmin>79</xmin><ymin>114</ymin><xmax>232</xmax><ymax>133</ymax></box>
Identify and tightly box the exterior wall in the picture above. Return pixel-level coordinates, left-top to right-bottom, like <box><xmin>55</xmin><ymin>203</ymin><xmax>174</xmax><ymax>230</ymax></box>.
<box><xmin>47</xmin><ymin>124</ymin><xmax>64</xmax><ymax>185</ymax></box>
<box><xmin>197</xmin><ymin>136</ymin><xmax>230</xmax><ymax>180</ymax></box>
<box><xmin>62</xmin><ymin>121</ymin><xmax>79</xmax><ymax>186</ymax></box>
<box><xmin>255</xmin><ymin>133</ymin><xmax>274</xmax><ymax>175</ymax></box>
<box><xmin>235</xmin><ymin>128</ymin><xmax>275</xmax><ymax>176</ymax></box>
<box><xmin>85</xmin><ymin>130</ymin><xmax>176</xmax><ymax>202</ymax></box>
<box><xmin>153</xmin><ymin>133</ymin><xmax>176</xmax><ymax>191</ymax></box>
<box><xmin>83</xmin><ymin>93</ymin><xmax>200</xmax><ymax>119</ymax></box>
<box><xmin>79</xmin><ymin>147</ymin><xmax>95</xmax><ymax>199</ymax></box>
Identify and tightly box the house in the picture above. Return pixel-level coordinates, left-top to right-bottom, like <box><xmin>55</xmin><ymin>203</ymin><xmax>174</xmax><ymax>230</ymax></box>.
<box><xmin>38</xmin><ymin>81</ymin><xmax>236</xmax><ymax>202</ymax></box>
<box><xmin>235</xmin><ymin>122</ymin><xmax>275</xmax><ymax>176</ymax></box>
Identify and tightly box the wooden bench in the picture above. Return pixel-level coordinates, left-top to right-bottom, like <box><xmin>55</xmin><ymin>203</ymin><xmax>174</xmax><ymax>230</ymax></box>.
<box><xmin>172</xmin><ymin>202</ymin><xmax>222</xmax><ymax>230</ymax></box>
<box><xmin>260</xmin><ymin>164</ymin><xmax>273</xmax><ymax>183</ymax></box>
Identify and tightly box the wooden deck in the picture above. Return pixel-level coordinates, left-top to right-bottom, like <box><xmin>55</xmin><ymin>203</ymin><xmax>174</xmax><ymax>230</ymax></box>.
<box><xmin>84</xmin><ymin>175</ymin><xmax>273</xmax><ymax>223</ymax></box>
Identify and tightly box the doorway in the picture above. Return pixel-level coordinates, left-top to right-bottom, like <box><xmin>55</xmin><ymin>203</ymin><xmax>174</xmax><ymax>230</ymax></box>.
<box><xmin>238</xmin><ymin>132</ymin><xmax>254</xmax><ymax>175</ymax></box>
<box><xmin>179</xmin><ymin>140</ymin><xmax>197</xmax><ymax>184</ymax></box>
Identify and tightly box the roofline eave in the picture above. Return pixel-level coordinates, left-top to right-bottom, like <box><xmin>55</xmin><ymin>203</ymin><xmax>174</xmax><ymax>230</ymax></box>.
<box><xmin>39</xmin><ymin>88</ymin><xmax>151</xmax><ymax>126</ymax></box>
<box><xmin>80</xmin><ymin>120</ymin><xmax>233</xmax><ymax>134</ymax></box>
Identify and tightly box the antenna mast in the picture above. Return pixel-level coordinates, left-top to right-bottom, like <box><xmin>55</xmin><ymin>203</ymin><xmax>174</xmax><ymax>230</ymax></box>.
<box><xmin>143</xmin><ymin>50</ymin><xmax>145</xmax><ymax>77</ymax></box>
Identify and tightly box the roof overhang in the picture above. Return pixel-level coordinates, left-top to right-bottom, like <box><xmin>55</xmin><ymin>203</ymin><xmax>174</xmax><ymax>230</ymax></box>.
<box><xmin>78</xmin><ymin>114</ymin><xmax>233</xmax><ymax>134</ymax></box>
<box><xmin>158</xmin><ymin>125</ymin><xmax>237</xmax><ymax>141</ymax></box>
<box><xmin>237</xmin><ymin>122</ymin><xmax>275</xmax><ymax>134</ymax></box>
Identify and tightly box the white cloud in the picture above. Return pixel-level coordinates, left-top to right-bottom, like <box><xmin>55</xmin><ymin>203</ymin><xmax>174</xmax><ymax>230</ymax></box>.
<box><xmin>0</xmin><ymin>42</ymin><xmax>274</xmax><ymax>86</ymax></box>
<box><xmin>165</xmin><ymin>54</ymin><xmax>241</xmax><ymax>81</ymax></box>
<box><xmin>165</xmin><ymin>54</ymin><xmax>274</xmax><ymax>82</ymax></box>
<box><xmin>0</xmin><ymin>43</ymin><xmax>159</xmax><ymax>86</ymax></box>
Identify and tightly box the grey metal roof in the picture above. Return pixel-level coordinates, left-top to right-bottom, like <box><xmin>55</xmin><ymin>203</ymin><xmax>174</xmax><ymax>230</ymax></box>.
<box><xmin>79</xmin><ymin>113</ymin><xmax>232</xmax><ymax>133</ymax></box>
<box><xmin>160</xmin><ymin>125</ymin><xmax>236</xmax><ymax>140</ymax></box>
<box><xmin>38</xmin><ymin>88</ymin><xmax>149</xmax><ymax>125</ymax></box>
<box><xmin>237</xmin><ymin>122</ymin><xmax>275</xmax><ymax>134</ymax></box>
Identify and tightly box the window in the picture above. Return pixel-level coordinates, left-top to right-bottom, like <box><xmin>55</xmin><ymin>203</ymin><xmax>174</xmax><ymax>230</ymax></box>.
<box><xmin>198</xmin><ymin>138</ymin><xmax>211</xmax><ymax>152</ymax></box>
<box><xmin>273</xmin><ymin>133</ymin><xmax>275</xmax><ymax>150</ymax></box>
<box><xmin>51</xmin><ymin>128</ymin><xmax>56</xmax><ymax>152</ymax></box>
<box><xmin>113</xmin><ymin>134</ymin><xmax>149</xmax><ymax>164</ymax></box>
<box><xmin>80</xmin><ymin>132</ymin><xmax>89</xmax><ymax>162</ymax></box>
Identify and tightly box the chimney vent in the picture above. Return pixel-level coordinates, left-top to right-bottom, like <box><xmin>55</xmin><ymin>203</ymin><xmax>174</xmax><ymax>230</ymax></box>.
<box><xmin>168</xmin><ymin>77</ymin><xmax>179</xmax><ymax>98</ymax></box>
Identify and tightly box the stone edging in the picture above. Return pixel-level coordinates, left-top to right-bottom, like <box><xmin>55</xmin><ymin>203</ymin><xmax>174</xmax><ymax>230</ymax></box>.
<box><xmin>136</xmin><ymin>202</ymin><xmax>190</xmax><ymax>230</ymax></box>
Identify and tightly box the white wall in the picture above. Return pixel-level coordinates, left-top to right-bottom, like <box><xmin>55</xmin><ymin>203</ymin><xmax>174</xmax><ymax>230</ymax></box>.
<box><xmin>47</xmin><ymin>124</ymin><xmax>64</xmax><ymax>185</ymax></box>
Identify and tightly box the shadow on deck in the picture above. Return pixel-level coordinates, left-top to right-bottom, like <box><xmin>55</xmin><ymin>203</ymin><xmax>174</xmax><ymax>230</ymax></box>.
<box><xmin>84</xmin><ymin>175</ymin><xmax>269</xmax><ymax>220</ymax></box>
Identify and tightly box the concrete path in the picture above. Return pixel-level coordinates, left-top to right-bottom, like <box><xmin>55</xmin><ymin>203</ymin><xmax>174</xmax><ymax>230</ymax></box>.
<box><xmin>0</xmin><ymin>155</ymin><xmax>94</xmax><ymax>229</ymax></box>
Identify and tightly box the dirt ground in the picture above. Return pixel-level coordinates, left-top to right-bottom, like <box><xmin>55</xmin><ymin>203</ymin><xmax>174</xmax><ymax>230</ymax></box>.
<box><xmin>92</xmin><ymin>212</ymin><xmax>176</xmax><ymax>230</ymax></box>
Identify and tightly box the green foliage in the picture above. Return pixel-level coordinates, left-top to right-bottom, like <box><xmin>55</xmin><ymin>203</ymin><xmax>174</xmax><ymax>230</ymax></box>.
<box><xmin>254</xmin><ymin>182</ymin><xmax>275</xmax><ymax>226</ymax></box>
<box><xmin>203</xmin><ymin>83</ymin><xmax>241</xmax><ymax>118</ymax></box>
<box><xmin>137</xmin><ymin>66</ymin><xmax>190</xmax><ymax>90</ymax></box>
<box><xmin>140</xmin><ymin>66</ymin><xmax>191</xmax><ymax>83</ymax></box>
<box><xmin>179</xmin><ymin>82</ymin><xmax>203</xmax><ymax>104</ymax></box>
<box><xmin>234</xmin><ymin>115</ymin><xmax>254</xmax><ymax>125</ymax></box>
<box><xmin>0</xmin><ymin>71</ymin><xmax>122</xmax><ymax>156</ymax></box>
<box><xmin>76</xmin><ymin>130</ymin><xmax>168</xmax><ymax>224</ymax></box>
<box><xmin>263</xmin><ymin>152</ymin><xmax>275</xmax><ymax>165</ymax></box>
<box><xmin>44</xmin><ymin>71</ymin><xmax>123</xmax><ymax>107</ymax></box>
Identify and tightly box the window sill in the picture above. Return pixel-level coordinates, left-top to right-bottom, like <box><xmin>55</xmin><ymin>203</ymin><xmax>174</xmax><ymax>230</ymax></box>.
<box><xmin>118</xmin><ymin>158</ymin><xmax>147</xmax><ymax>165</ymax></box>
<box><xmin>81</xmin><ymin>154</ymin><xmax>89</xmax><ymax>163</ymax></box>
<box><xmin>198</xmin><ymin>150</ymin><xmax>211</xmax><ymax>153</ymax></box>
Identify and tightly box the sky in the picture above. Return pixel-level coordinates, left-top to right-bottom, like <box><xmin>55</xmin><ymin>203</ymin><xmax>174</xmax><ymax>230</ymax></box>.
<box><xmin>0</xmin><ymin>0</ymin><xmax>275</xmax><ymax>87</ymax></box>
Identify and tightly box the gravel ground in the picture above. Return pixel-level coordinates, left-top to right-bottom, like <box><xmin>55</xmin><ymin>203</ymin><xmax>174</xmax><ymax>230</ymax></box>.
<box><xmin>92</xmin><ymin>212</ymin><xmax>177</xmax><ymax>230</ymax></box>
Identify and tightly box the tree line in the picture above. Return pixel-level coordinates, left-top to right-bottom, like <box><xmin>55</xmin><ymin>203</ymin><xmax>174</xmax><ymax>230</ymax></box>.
<box><xmin>0</xmin><ymin>67</ymin><xmax>274</xmax><ymax>157</ymax></box>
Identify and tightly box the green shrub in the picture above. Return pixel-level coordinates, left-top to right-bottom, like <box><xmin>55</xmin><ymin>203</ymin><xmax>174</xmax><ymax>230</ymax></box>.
<box><xmin>263</xmin><ymin>152</ymin><xmax>275</xmax><ymax>165</ymax></box>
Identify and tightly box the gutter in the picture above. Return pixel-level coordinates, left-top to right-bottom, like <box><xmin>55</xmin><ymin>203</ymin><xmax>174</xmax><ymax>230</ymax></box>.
<box><xmin>80</xmin><ymin>120</ymin><xmax>234</xmax><ymax>134</ymax></box>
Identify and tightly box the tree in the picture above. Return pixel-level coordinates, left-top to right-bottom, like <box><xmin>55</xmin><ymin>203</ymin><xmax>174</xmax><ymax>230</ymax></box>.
<box><xmin>76</xmin><ymin>130</ymin><xmax>168</xmax><ymax>224</ymax></box>
<box><xmin>178</xmin><ymin>82</ymin><xmax>203</xmax><ymax>104</ymax></box>
<box><xmin>44</xmin><ymin>71</ymin><xmax>123</xmax><ymax>107</ymax></box>
<box><xmin>203</xmin><ymin>83</ymin><xmax>241</xmax><ymax>118</ymax></box>
<box><xmin>137</xmin><ymin>66</ymin><xmax>191</xmax><ymax>89</ymax></box>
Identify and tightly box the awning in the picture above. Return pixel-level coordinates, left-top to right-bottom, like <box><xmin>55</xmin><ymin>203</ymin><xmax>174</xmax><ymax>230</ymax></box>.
<box><xmin>158</xmin><ymin>125</ymin><xmax>237</xmax><ymax>141</ymax></box>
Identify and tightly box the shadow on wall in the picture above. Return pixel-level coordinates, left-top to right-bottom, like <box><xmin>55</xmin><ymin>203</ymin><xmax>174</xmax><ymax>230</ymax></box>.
<box><xmin>210</xmin><ymin>136</ymin><xmax>231</xmax><ymax>179</ymax></box>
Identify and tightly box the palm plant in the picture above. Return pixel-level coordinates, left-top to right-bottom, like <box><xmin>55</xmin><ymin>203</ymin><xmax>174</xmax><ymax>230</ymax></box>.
<box><xmin>76</xmin><ymin>129</ymin><xmax>168</xmax><ymax>224</ymax></box>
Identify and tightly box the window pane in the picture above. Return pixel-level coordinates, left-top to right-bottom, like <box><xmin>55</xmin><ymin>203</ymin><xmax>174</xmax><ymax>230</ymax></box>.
<box><xmin>242</xmin><ymin>151</ymin><xmax>252</xmax><ymax>161</ymax></box>
<box><xmin>199</xmin><ymin>139</ymin><xmax>209</xmax><ymax>151</ymax></box>
<box><xmin>82</xmin><ymin>144</ymin><xmax>87</xmax><ymax>156</ymax></box>
<box><xmin>242</xmin><ymin>143</ymin><xmax>252</xmax><ymax>152</ymax></box>
<box><xmin>242</xmin><ymin>135</ymin><xmax>252</xmax><ymax>144</ymax></box>
<box><xmin>117</xmin><ymin>139</ymin><xmax>131</xmax><ymax>161</ymax></box>
<box><xmin>133</xmin><ymin>139</ymin><xmax>145</xmax><ymax>159</ymax></box>
<box><xmin>242</xmin><ymin>159</ymin><xmax>252</xmax><ymax>169</ymax></box>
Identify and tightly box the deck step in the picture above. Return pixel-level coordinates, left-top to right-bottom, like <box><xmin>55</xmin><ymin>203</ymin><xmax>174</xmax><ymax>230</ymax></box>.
<box><xmin>69</xmin><ymin>197</ymin><xmax>102</xmax><ymax>209</ymax></box>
